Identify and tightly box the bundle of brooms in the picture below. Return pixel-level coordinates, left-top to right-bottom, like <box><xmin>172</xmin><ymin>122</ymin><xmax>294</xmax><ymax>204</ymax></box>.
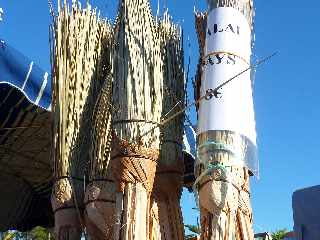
<box><xmin>195</xmin><ymin>0</ymin><xmax>256</xmax><ymax>239</ymax></box>
<box><xmin>110</xmin><ymin>0</ymin><xmax>186</xmax><ymax>239</ymax></box>
<box><xmin>50</xmin><ymin>0</ymin><xmax>112</xmax><ymax>239</ymax></box>
<box><xmin>111</xmin><ymin>0</ymin><xmax>163</xmax><ymax>239</ymax></box>
<box><xmin>50</xmin><ymin>0</ymin><xmax>187</xmax><ymax>239</ymax></box>
<box><xmin>85</xmin><ymin>61</ymin><xmax>115</xmax><ymax>240</ymax></box>
<box><xmin>149</xmin><ymin>12</ymin><xmax>185</xmax><ymax>240</ymax></box>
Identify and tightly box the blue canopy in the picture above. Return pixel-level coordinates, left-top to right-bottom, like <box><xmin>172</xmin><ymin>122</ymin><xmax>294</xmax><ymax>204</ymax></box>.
<box><xmin>0</xmin><ymin>39</ymin><xmax>51</xmax><ymax>110</ymax></box>
<box><xmin>0</xmin><ymin>39</ymin><xmax>53</xmax><ymax>231</ymax></box>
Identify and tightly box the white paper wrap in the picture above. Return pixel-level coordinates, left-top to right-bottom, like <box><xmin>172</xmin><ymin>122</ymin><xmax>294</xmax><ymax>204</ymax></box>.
<box><xmin>198</xmin><ymin>7</ymin><xmax>256</xmax><ymax>146</ymax></box>
<box><xmin>205</xmin><ymin>7</ymin><xmax>251</xmax><ymax>63</ymax></box>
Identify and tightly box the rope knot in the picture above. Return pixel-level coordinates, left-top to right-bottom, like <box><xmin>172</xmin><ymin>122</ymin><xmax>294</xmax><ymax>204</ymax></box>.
<box><xmin>111</xmin><ymin>137</ymin><xmax>159</xmax><ymax>193</ymax></box>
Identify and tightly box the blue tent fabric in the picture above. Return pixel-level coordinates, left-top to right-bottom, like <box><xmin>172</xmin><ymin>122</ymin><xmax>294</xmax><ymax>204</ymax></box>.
<box><xmin>0</xmin><ymin>40</ymin><xmax>53</xmax><ymax>231</ymax></box>
<box><xmin>292</xmin><ymin>185</ymin><xmax>320</xmax><ymax>240</ymax></box>
<box><xmin>0</xmin><ymin>84</ymin><xmax>53</xmax><ymax>231</ymax></box>
<box><xmin>0</xmin><ymin>39</ymin><xmax>51</xmax><ymax>110</ymax></box>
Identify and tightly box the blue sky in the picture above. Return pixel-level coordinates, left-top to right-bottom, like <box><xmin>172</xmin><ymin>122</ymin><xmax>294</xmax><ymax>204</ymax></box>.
<box><xmin>1</xmin><ymin>0</ymin><xmax>320</xmax><ymax>234</ymax></box>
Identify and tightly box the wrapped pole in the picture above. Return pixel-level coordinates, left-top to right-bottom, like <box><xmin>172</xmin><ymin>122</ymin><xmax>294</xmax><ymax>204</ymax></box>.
<box><xmin>194</xmin><ymin>0</ymin><xmax>257</xmax><ymax>239</ymax></box>
<box><xmin>50</xmin><ymin>0</ymin><xmax>110</xmax><ymax>238</ymax></box>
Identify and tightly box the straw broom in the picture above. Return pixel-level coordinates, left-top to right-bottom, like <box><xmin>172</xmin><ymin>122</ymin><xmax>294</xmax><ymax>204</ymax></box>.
<box><xmin>111</xmin><ymin>0</ymin><xmax>164</xmax><ymax>239</ymax></box>
<box><xmin>194</xmin><ymin>0</ymin><xmax>256</xmax><ymax>239</ymax></box>
<box><xmin>149</xmin><ymin>12</ymin><xmax>185</xmax><ymax>240</ymax></box>
<box><xmin>50</xmin><ymin>0</ymin><xmax>111</xmax><ymax>238</ymax></box>
<box><xmin>84</xmin><ymin>50</ymin><xmax>115</xmax><ymax>239</ymax></box>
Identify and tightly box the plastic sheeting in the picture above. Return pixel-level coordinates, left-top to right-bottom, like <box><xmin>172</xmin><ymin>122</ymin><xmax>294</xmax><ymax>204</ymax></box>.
<box><xmin>197</xmin><ymin>130</ymin><xmax>258</xmax><ymax>177</ymax></box>
<box><xmin>292</xmin><ymin>185</ymin><xmax>320</xmax><ymax>240</ymax></box>
<box><xmin>183</xmin><ymin>125</ymin><xmax>196</xmax><ymax>159</ymax></box>
<box><xmin>183</xmin><ymin>125</ymin><xmax>197</xmax><ymax>188</ymax></box>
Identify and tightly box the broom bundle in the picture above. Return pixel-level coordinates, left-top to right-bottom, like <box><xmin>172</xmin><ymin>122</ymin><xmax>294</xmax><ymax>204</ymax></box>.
<box><xmin>85</xmin><ymin>69</ymin><xmax>115</xmax><ymax>240</ymax></box>
<box><xmin>51</xmin><ymin>1</ymin><xmax>187</xmax><ymax>239</ymax></box>
<box><xmin>84</xmin><ymin>30</ymin><xmax>115</xmax><ymax>239</ymax></box>
<box><xmin>110</xmin><ymin>0</ymin><xmax>163</xmax><ymax>239</ymax></box>
<box><xmin>50</xmin><ymin>0</ymin><xmax>112</xmax><ymax>238</ymax></box>
<box><xmin>112</xmin><ymin>0</ymin><xmax>163</xmax><ymax>149</ymax></box>
<box><xmin>157</xmin><ymin>12</ymin><xmax>185</xmax><ymax>170</ymax></box>
<box><xmin>109</xmin><ymin>0</ymin><xmax>191</xmax><ymax>239</ymax></box>
<box><xmin>111</xmin><ymin>0</ymin><xmax>162</xmax><ymax>202</ymax></box>
<box><xmin>194</xmin><ymin>0</ymin><xmax>257</xmax><ymax>239</ymax></box>
<box><xmin>149</xmin><ymin>12</ymin><xmax>185</xmax><ymax>240</ymax></box>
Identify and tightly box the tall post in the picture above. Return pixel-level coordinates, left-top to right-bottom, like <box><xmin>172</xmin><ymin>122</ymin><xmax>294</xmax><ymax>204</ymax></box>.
<box><xmin>195</xmin><ymin>0</ymin><xmax>257</xmax><ymax>239</ymax></box>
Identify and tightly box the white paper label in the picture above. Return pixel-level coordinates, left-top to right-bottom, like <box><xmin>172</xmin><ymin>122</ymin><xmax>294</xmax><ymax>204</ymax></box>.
<box><xmin>205</xmin><ymin>7</ymin><xmax>251</xmax><ymax>62</ymax></box>
<box><xmin>198</xmin><ymin>7</ymin><xmax>257</xmax><ymax>145</ymax></box>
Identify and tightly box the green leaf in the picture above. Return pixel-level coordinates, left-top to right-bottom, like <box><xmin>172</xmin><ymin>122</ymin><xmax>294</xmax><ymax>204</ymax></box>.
<box><xmin>3</xmin><ymin>232</ymin><xmax>16</xmax><ymax>240</ymax></box>
<box><xmin>271</xmin><ymin>229</ymin><xmax>288</xmax><ymax>240</ymax></box>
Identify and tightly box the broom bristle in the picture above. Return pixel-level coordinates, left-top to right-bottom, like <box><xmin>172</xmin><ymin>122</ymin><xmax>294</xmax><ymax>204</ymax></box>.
<box><xmin>112</xmin><ymin>0</ymin><xmax>163</xmax><ymax>149</ymax></box>
<box><xmin>90</xmin><ymin>71</ymin><xmax>113</xmax><ymax>179</ymax></box>
<box><xmin>158</xmin><ymin>12</ymin><xmax>185</xmax><ymax>166</ymax></box>
<box><xmin>51</xmin><ymin>1</ymin><xmax>112</xmax><ymax>179</ymax></box>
